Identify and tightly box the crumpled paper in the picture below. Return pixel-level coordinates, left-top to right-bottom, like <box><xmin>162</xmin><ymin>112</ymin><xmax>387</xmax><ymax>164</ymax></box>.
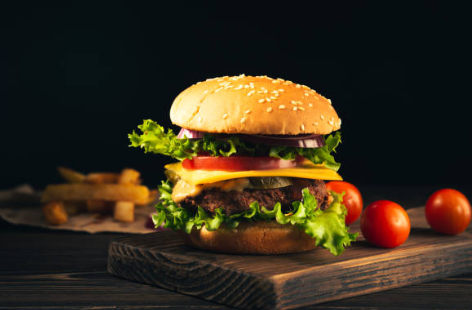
<box><xmin>0</xmin><ymin>184</ymin><xmax>158</xmax><ymax>234</ymax></box>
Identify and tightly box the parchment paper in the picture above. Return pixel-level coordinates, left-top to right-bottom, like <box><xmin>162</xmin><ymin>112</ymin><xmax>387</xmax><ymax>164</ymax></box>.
<box><xmin>0</xmin><ymin>184</ymin><xmax>158</xmax><ymax>234</ymax></box>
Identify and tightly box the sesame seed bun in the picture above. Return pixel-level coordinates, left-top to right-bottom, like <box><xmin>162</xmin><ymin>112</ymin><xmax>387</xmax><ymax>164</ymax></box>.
<box><xmin>170</xmin><ymin>75</ymin><xmax>340</xmax><ymax>135</ymax></box>
<box><xmin>178</xmin><ymin>221</ymin><xmax>317</xmax><ymax>255</ymax></box>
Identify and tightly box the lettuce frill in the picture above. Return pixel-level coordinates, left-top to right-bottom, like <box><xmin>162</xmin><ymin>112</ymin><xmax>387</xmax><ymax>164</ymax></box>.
<box><xmin>129</xmin><ymin>120</ymin><xmax>341</xmax><ymax>171</ymax></box>
<box><xmin>153</xmin><ymin>181</ymin><xmax>357</xmax><ymax>256</ymax></box>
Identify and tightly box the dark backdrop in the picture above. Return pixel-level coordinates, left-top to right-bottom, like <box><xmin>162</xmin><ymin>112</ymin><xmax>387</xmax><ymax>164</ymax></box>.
<box><xmin>1</xmin><ymin>1</ymin><xmax>471</xmax><ymax>189</ymax></box>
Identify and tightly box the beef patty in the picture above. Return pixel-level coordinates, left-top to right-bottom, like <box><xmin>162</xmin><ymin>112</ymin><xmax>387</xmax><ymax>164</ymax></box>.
<box><xmin>180</xmin><ymin>179</ymin><xmax>330</xmax><ymax>215</ymax></box>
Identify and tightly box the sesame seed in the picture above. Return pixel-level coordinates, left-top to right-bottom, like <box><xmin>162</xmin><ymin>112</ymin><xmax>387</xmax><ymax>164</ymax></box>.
<box><xmin>273</xmin><ymin>93</ymin><xmax>280</xmax><ymax>97</ymax></box>
<box><xmin>295</xmin><ymin>84</ymin><xmax>301</xmax><ymax>88</ymax></box>
<box><xmin>234</xmin><ymin>85</ymin><xmax>243</xmax><ymax>90</ymax></box>
<box><xmin>259</xmin><ymin>99</ymin><xmax>265</xmax><ymax>103</ymax></box>
<box><xmin>244</xmin><ymin>85</ymin><xmax>250</xmax><ymax>88</ymax></box>
<box><xmin>223</xmin><ymin>114</ymin><xmax>229</xmax><ymax>119</ymax></box>
<box><xmin>320</xmin><ymin>115</ymin><xmax>325</xmax><ymax>120</ymax></box>
<box><xmin>329</xmin><ymin>119</ymin><xmax>334</xmax><ymax>125</ymax></box>
<box><xmin>308</xmin><ymin>103</ymin><xmax>313</xmax><ymax>107</ymax></box>
<box><xmin>240</xmin><ymin>117</ymin><xmax>246</xmax><ymax>124</ymax></box>
<box><xmin>215</xmin><ymin>87</ymin><xmax>223</xmax><ymax>93</ymax></box>
<box><xmin>328</xmin><ymin>99</ymin><xmax>332</xmax><ymax>104</ymax></box>
<box><xmin>249</xmin><ymin>83</ymin><xmax>255</xmax><ymax>89</ymax></box>
<box><xmin>278</xmin><ymin>105</ymin><xmax>286</xmax><ymax>110</ymax></box>
<box><xmin>302</xmin><ymin>85</ymin><xmax>309</xmax><ymax>89</ymax></box>
<box><xmin>300</xmin><ymin>124</ymin><xmax>305</xmax><ymax>131</ymax></box>
<box><xmin>267</xmin><ymin>107</ymin><xmax>273</xmax><ymax>112</ymax></box>
<box><xmin>266</xmin><ymin>98</ymin><xmax>271</xmax><ymax>102</ymax></box>
<box><xmin>339</xmin><ymin>118</ymin><xmax>342</xmax><ymax>126</ymax></box>
<box><xmin>298</xmin><ymin>107</ymin><xmax>305</xmax><ymax>111</ymax></box>
<box><xmin>297</xmin><ymin>101</ymin><xmax>303</xmax><ymax>105</ymax></box>
<box><xmin>270</xmin><ymin>96</ymin><xmax>277</xmax><ymax>100</ymax></box>
<box><xmin>291</xmin><ymin>101</ymin><xmax>297</xmax><ymax>105</ymax></box>
<box><xmin>314</xmin><ymin>122</ymin><xmax>319</xmax><ymax>126</ymax></box>
<box><xmin>198</xmin><ymin>116</ymin><xmax>202</xmax><ymax>123</ymax></box>
<box><xmin>247</xmin><ymin>90</ymin><xmax>256</xmax><ymax>96</ymax></box>
<box><xmin>305</xmin><ymin>93</ymin><xmax>309</xmax><ymax>96</ymax></box>
<box><xmin>203</xmin><ymin>90</ymin><xmax>209</xmax><ymax>95</ymax></box>
<box><xmin>272</xmin><ymin>80</ymin><xmax>280</xmax><ymax>83</ymax></box>
<box><xmin>278</xmin><ymin>89</ymin><xmax>285</xmax><ymax>92</ymax></box>
<box><xmin>245</xmin><ymin>110</ymin><xmax>251</xmax><ymax>114</ymax></box>
<box><xmin>293</xmin><ymin>106</ymin><xmax>298</xmax><ymax>111</ymax></box>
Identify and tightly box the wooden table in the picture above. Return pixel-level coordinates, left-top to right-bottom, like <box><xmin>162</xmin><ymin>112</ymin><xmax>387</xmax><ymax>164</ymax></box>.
<box><xmin>1</xmin><ymin>186</ymin><xmax>472</xmax><ymax>309</ymax></box>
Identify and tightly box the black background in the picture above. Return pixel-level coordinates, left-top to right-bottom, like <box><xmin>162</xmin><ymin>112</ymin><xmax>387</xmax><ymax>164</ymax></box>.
<box><xmin>1</xmin><ymin>1</ymin><xmax>471</xmax><ymax>190</ymax></box>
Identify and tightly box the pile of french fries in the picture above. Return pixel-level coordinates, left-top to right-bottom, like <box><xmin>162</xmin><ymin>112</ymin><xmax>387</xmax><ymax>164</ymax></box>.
<box><xmin>41</xmin><ymin>167</ymin><xmax>155</xmax><ymax>225</ymax></box>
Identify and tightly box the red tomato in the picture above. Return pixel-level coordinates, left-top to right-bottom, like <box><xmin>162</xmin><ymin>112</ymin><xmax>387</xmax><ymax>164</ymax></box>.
<box><xmin>425</xmin><ymin>189</ymin><xmax>471</xmax><ymax>235</ymax></box>
<box><xmin>182</xmin><ymin>156</ymin><xmax>304</xmax><ymax>172</ymax></box>
<box><xmin>326</xmin><ymin>181</ymin><xmax>363</xmax><ymax>225</ymax></box>
<box><xmin>361</xmin><ymin>200</ymin><xmax>411</xmax><ymax>248</ymax></box>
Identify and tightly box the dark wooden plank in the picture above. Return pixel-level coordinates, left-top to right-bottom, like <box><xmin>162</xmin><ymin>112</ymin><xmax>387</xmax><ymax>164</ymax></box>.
<box><xmin>107</xmin><ymin>207</ymin><xmax>472</xmax><ymax>309</ymax></box>
<box><xmin>2</xmin><ymin>186</ymin><xmax>472</xmax><ymax>309</ymax></box>
<box><xmin>1</xmin><ymin>224</ymin><xmax>472</xmax><ymax>308</ymax></box>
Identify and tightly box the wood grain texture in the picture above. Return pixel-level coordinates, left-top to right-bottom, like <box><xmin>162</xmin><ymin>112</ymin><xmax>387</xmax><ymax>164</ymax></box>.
<box><xmin>108</xmin><ymin>207</ymin><xmax>472</xmax><ymax>310</ymax></box>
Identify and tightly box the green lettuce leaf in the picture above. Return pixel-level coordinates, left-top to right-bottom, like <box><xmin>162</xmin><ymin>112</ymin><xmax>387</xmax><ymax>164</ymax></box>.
<box><xmin>129</xmin><ymin>120</ymin><xmax>341</xmax><ymax>171</ymax></box>
<box><xmin>153</xmin><ymin>181</ymin><xmax>357</xmax><ymax>256</ymax></box>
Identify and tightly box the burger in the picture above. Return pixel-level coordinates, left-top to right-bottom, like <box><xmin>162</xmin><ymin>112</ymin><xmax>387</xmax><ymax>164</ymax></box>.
<box><xmin>129</xmin><ymin>74</ymin><xmax>357</xmax><ymax>255</ymax></box>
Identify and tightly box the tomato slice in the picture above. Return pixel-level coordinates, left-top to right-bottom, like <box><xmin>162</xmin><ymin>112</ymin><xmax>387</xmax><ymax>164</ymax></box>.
<box><xmin>182</xmin><ymin>156</ymin><xmax>305</xmax><ymax>172</ymax></box>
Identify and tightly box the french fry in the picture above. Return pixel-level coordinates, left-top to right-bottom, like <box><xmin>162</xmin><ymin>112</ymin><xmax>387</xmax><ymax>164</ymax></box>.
<box><xmin>57</xmin><ymin>167</ymin><xmax>86</xmax><ymax>183</ymax></box>
<box><xmin>84</xmin><ymin>173</ymin><xmax>120</xmax><ymax>184</ymax></box>
<box><xmin>41</xmin><ymin>184</ymin><xmax>150</xmax><ymax>205</ymax></box>
<box><xmin>114</xmin><ymin>201</ymin><xmax>135</xmax><ymax>222</ymax></box>
<box><xmin>42</xmin><ymin>201</ymin><xmax>68</xmax><ymax>225</ymax></box>
<box><xmin>113</xmin><ymin>169</ymin><xmax>140</xmax><ymax>222</ymax></box>
<box><xmin>86</xmin><ymin>200</ymin><xmax>114</xmax><ymax>213</ymax></box>
<box><xmin>136</xmin><ymin>189</ymin><xmax>158</xmax><ymax>207</ymax></box>
<box><xmin>117</xmin><ymin>169</ymin><xmax>140</xmax><ymax>185</ymax></box>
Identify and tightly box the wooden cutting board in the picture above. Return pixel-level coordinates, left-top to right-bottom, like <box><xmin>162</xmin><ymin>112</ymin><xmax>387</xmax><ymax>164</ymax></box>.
<box><xmin>107</xmin><ymin>207</ymin><xmax>472</xmax><ymax>310</ymax></box>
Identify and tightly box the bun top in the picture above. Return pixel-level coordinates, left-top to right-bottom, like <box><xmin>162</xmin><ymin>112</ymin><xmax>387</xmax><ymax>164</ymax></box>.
<box><xmin>170</xmin><ymin>75</ymin><xmax>341</xmax><ymax>135</ymax></box>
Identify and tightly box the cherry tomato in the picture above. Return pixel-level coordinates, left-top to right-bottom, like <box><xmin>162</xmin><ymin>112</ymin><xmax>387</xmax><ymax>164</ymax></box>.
<box><xmin>425</xmin><ymin>189</ymin><xmax>471</xmax><ymax>235</ymax></box>
<box><xmin>326</xmin><ymin>181</ymin><xmax>363</xmax><ymax>225</ymax></box>
<box><xmin>361</xmin><ymin>200</ymin><xmax>411</xmax><ymax>248</ymax></box>
<box><xmin>182</xmin><ymin>156</ymin><xmax>304</xmax><ymax>172</ymax></box>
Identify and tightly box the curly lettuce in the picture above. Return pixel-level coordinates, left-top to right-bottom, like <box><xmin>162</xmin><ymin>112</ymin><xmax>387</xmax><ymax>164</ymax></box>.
<box><xmin>129</xmin><ymin>120</ymin><xmax>341</xmax><ymax>171</ymax></box>
<box><xmin>153</xmin><ymin>181</ymin><xmax>357</xmax><ymax>256</ymax></box>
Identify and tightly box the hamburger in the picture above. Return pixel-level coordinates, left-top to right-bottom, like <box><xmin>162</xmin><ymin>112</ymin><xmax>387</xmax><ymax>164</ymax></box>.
<box><xmin>129</xmin><ymin>74</ymin><xmax>357</xmax><ymax>255</ymax></box>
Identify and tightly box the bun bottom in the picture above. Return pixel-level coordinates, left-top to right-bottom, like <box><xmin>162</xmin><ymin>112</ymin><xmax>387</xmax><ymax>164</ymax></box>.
<box><xmin>178</xmin><ymin>221</ymin><xmax>316</xmax><ymax>255</ymax></box>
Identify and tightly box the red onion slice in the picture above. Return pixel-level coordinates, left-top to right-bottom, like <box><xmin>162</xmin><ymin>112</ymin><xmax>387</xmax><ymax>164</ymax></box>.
<box><xmin>177</xmin><ymin>128</ymin><xmax>206</xmax><ymax>139</ymax></box>
<box><xmin>238</xmin><ymin>134</ymin><xmax>325</xmax><ymax>148</ymax></box>
<box><xmin>177</xmin><ymin>128</ymin><xmax>325</xmax><ymax>148</ymax></box>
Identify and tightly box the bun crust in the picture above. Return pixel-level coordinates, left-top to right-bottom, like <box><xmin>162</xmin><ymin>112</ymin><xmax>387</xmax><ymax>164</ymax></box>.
<box><xmin>170</xmin><ymin>75</ymin><xmax>340</xmax><ymax>135</ymax></box>
<box><xmin>178</xmin><ymin>221</ymin><xmax>317</xmax><ymax>254</ymax></box>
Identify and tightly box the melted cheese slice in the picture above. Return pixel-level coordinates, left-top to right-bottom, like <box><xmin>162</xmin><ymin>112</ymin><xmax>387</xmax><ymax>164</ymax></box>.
<box><xmin>165</xmin><ymin>161</ymin><xmax>342</xmax><ymax>185</ymax></box>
